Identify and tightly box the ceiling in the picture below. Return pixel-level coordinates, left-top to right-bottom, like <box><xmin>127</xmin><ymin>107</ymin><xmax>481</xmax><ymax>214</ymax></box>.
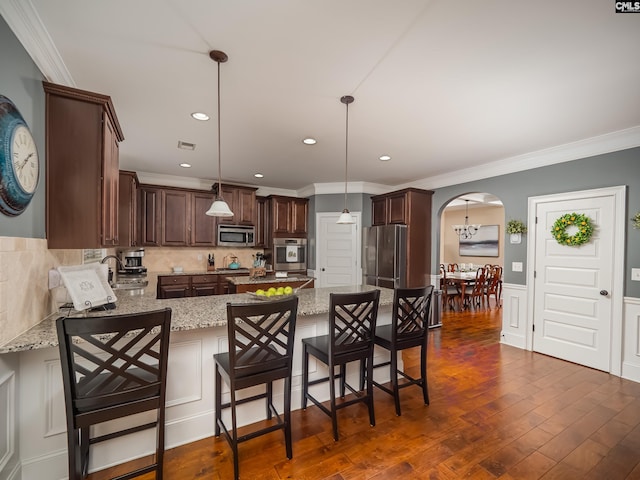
<box><xmin>5</xmin><ymin>0</ymin><xmax>640</xmax><ymax>194</ymax></box>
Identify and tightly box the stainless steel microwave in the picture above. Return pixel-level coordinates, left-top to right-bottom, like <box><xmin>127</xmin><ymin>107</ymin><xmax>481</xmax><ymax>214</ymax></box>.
<box><xmin>217</xmin><ymin>224</ymin><xmax>255</xmax><ymax>247</ymax></box>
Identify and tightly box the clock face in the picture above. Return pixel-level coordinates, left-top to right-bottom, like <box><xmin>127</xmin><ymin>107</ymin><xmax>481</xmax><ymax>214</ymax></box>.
<box><xmin>0</xmin><ymin>95</ymin><xmax>40</xmax><ymax>216</ymax></box>
<box><xmin>11</xmin><ymin>124</ymin><xmax>39</xmax><ymax>194</ymax></box>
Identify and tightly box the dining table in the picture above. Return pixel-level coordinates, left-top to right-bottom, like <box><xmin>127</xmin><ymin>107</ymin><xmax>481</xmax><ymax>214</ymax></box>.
<box><xmin>441</xmin><ymin>271</ymin><xmax>478</xmax><ymax>310</ymax></box>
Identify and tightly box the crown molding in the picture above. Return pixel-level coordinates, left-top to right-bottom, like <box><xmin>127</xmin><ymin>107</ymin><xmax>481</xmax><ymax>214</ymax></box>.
<box><xmin>299</xmin><ymin>182</ymin><xmax>391</xmax><ymax>197</ymax></box>
<box><xmin>0</xmin><ymin>0</ymin><xmax>74</xmax><ymax>85</ymax></box>
<box><xmin>399</xmin><ymin>125</ymin><xmax>640</xmax><ymax>191</ymax></box>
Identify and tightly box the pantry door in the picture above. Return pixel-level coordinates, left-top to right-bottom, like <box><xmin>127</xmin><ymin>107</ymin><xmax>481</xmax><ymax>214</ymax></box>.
<box><xmin>315</xmin><ymin>212</ymin><xmax>360</xmax><ymax>288</ymax></box>
<box><xmin>529</xmin><ymin>186</ymin><xmax>625</xmax><ymax>373</ymax></box>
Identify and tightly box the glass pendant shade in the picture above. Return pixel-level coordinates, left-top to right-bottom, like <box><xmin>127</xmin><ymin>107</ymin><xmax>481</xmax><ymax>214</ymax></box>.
<box><xmin>205</xmin><ymin>198</ymin><xmax>233</xmax><ymax>217</ymax></box>
<box><xmin>337</xmin><ymin>208</ymin><xmax>355</xmax><ymax>224</ymax></box>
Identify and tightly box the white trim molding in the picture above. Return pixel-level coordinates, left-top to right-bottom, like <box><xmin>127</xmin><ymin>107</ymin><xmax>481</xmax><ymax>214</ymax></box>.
<box><xmin>622</xmin><ymin>296</ymin><xmax>640</xmax><ymax>383</ymax></box>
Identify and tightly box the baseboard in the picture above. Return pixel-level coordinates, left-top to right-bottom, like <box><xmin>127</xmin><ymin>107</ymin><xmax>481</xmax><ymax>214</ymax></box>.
<box><xmin>500</xmin><ymin>331</ymin><xmax>526</xmax><ymax>349</ymax></box>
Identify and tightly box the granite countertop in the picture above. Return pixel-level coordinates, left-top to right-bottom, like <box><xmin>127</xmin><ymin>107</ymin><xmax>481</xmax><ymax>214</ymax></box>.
<box><xmin>157</xmin><ymin>269</ymin><xmax>252</xmax><ymax>276</ymax></box>
<box><xmin>228</xmin><ymin>275</ymin><xmax>315</xmax><ymax>286</ymax></box>
<box><xmin>0</xmin><ymin>285</ymin><xmax>393</xmax><ymax>354</ymax></box>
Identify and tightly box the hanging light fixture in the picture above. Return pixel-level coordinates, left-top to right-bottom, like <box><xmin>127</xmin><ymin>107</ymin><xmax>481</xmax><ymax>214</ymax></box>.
<box><xmin>337</xmin><ymin>95</ymin><xmax>355</xmax><ymax>224</ymax></box>
<box><xmin>452</xmin><ymin>199</ymin><xmax>481</xmax><ymax>239</ymax></box>
<box><xmin>206</xmin><ymin>50</ymin><xmax>234</xmax><ymax>217</ymax></box>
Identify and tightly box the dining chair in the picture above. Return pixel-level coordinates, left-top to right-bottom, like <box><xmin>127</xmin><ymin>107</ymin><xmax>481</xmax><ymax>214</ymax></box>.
<box><xmin>440</xmin><ymin>265</ymin><xmax>461</xmax><ymax>310</ymax></box>
<box><xmin>214</xmin><ymin>296</ymin><xmax>298</xmax><ymax>480</ymax></box>
<box><xmin>485</xmin><ymin>265</ymin><xmax>503</xmax><ymax>308</ymax></box>
<box><xmin>56</xmin><ymin>308</ymin><xmax>172</xmax><ymax>480</ymax></box>
<box><xmin>460</xmin><ymin>267</ymin><xmax>487</xmax><ymax>310</ymax></box>
<box><xmin>367</xmin><ymin>285</ymin><xmax>434</xmax><ymax>416</ymax></box>
<box><xmin>301</xmin><ymin>289</ymin><xmax>380</xmax><ymax>441</ymax></box>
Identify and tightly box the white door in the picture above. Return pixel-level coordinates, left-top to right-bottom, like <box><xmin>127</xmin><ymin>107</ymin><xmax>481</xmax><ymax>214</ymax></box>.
<box><xmin>315</xmin><ymin>212</ymin><xmax>360</xmax><ymax>288</ymax></box>
<box><xmin>532</xmin><ymin>192</ymin><xmax>617</xmax><ymax>371</ymax></box>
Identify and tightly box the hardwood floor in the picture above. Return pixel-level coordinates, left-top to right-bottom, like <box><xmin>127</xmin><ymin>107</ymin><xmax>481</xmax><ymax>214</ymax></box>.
<box><xmin>88</xmin><ymin>307</ymin><xmax>640</xmax><ymax>479</ymax></box>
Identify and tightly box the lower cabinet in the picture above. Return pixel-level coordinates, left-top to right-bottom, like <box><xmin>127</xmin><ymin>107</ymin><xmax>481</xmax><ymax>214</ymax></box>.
<box><xmin>156</xmin><ymin>273</ymin><xmax>249</xmax><ymax>299</ymax></box>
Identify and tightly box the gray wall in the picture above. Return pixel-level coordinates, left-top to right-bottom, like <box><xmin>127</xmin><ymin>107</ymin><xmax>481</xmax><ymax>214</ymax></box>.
<box><xmin>0</xmin><ymin>16</ymin><xmax>46</xmax><ymax>238</ymax></box>
<box><xmin>431</xmin><ymin>147</ymin><xmax>640</xmax><ymax>297</ymax></box>
<box><xmin>307</xmin><ymin>192</ymin><xmax>372</xmax><ymax>269</ymax></box>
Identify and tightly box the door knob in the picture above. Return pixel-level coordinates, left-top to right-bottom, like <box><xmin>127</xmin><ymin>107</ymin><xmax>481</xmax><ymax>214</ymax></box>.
<box><xmin>321</xmin><ymin>268</ymin><xmax>325</xmax><ymax>271</ymax></box>
<box><xmin>599</xmin><ymin>290</ymin><xmax>609</xmax><ymax>296</ymax></box>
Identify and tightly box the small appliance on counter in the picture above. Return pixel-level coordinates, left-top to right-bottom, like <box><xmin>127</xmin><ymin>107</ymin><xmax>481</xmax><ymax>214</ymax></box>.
<box><xmin>110</xmin><ymin>248</ymin><xmax>149</xmax><ymax>294</ymax></box>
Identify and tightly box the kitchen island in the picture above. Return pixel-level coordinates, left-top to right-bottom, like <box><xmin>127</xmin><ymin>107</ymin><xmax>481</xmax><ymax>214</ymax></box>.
<box><xmin>0</xmin><ymin>285</ymin><xmax>395</xmax><ymax>478</ymax></box>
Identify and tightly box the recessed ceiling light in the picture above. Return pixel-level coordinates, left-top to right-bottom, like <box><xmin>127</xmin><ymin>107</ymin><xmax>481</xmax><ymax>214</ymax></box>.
<box><xmin>179</xmin><ymin>163</ymin><xmax>192</xmax><ymax>168</ymax></box>
<box><xmin>254</xmin><ymin>173</ymin><xmax>264</xmax><ymax>178</ymax></box>
<box><xmin>379</xmin><ymin>155</ymin><xmax>391</xmax><ymax>161</ymax></box>
<box><xmin>302</xmin><ymin>137</ymin><xmax>317</xmax><ymax>145</ymax></box>
<box><xmin>191</xmin><ymin>112</ymin><xmax>210</xmax><ymax>121</ymax></box>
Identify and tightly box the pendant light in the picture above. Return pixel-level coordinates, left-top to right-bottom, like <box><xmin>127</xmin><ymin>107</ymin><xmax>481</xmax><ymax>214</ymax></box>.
<box><xmin>452</xmin><ymin>199</ymin><xmax>481</xmax><ymax>239</ymax></box>
<box><xmin>206</xmin><ymin>50</ymin><xmax>233</xmax><ymax>217</ymax></box>
<box><xmin>336</xmin><ymin>95</ymin><xmax>355</xmax><ymax>224</ymax></box>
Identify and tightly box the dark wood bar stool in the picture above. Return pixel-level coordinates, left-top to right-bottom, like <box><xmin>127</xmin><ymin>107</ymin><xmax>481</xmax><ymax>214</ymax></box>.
<box><xmin>301</xmin><ymin>289</ymin><xmax>380</xmax><ymax>441</ymax></box>
<box><xmin>367</xmin><ymin>286</ymin><xmax>433</xmax><ymax>416</ymax></box>
<box><xmin>214</xmin><ymin>296</ymin><xmax>299</xmax><ymax>480</ymax></box>
<box><xmin>56</xmin><ymin>308</ymin><xmax>172</xmax><ymax>480</ymax></box>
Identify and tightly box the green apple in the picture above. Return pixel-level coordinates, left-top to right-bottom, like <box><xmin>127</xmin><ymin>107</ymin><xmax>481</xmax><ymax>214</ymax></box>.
<box><xmin>267</xmin><ymin>287</ymin><xmax>277</xmax><ymax>295</ymax></box>
<box><xmin>255</xmin><ymin>289</ymin><xmax>265</xmax><ymax>296</ymax></box>
<box><xmin>284</xmin><ymin>286</ymin><xmax>293</xmax><ymax>295</ymax></box>
<box><xmin>276</xmin><ymin>287</ymin><xmax>285</xmax><ymax>295</ymax></box>
<box><xmin>265</xmin><ymin>290</ymin><xmax>274</xmax><ymax>297</ymax></box>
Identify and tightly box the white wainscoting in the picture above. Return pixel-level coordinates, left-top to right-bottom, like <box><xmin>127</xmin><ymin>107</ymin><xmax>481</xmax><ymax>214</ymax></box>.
<box><xmin>500</xmin><ymin>283</ymin><xmax>529</xmax><ymax>349</ymax></box>
<box><xmin>623</xmin><ymin>297</ymin><xmax>640</xmax><ymax>383</ymax></box>
<box><xmin>14</xmin><ymin>306</ymin><xmax>393</xmax><ymax>479</ymax></box>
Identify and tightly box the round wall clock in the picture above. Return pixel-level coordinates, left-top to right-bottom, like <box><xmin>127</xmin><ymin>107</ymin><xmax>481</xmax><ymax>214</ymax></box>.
<box><xmin>0</xmin><ymin>95</ymin><xmax>40</xmax><ymax>216</ymax></box>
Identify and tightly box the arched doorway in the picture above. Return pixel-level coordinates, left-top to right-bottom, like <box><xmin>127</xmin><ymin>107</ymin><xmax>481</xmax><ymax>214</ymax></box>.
<box><xmin>439</xmin><ymin>193</ymin><xmax>505</xmax><ymax>271</ymax></box>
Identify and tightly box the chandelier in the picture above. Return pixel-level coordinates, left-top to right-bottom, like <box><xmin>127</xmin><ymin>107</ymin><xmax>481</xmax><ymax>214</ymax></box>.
<box><xmin>336</xmin><ymin>95</ymin><xmax>355</xmax><ymax>224</ymax></box>
<box><xmin>452</xmin><ymin>199</ymin><xmax>481</xmax><ymax>240</ymax></box>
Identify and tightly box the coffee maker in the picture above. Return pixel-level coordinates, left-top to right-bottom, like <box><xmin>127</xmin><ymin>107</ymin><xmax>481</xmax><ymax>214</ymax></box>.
<box><xmin>114</xmin><ymin>248</ymin><xmax>148</xmax><ymax>293</ymax></box>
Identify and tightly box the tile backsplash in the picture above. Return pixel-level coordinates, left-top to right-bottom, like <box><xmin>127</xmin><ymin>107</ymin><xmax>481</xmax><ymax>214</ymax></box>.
<box><xmin>0</xmin><ymin>239</ymin><xmax>265</xmax><ymax>346</ymax></box>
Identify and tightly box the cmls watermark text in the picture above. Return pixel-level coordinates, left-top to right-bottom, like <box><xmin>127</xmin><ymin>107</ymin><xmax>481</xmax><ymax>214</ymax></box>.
<box><xmin>615</xmin><ymin>1</ymin><xmax>640</xmax><ymax>12</ymax></box>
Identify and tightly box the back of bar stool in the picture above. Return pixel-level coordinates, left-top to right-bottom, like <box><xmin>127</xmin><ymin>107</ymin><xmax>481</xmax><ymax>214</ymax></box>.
<box><xmin>56</xmin><ymin>308</ymin><xmax>172</xmax><ymax>480</ymax></box>
<box><xmin>368</xmin><ymin>286</ymin><xmax>433</xmax><ymax>415</ymax></box>
<box><xmin>214</xmin><ymin>295</ymin><xmax>299</xmax><ymax>480</ymax></box>
<box><xmin>301</xmin><ymin>289</ymin><xmax>380</xmax><ymax>441</ymax></box>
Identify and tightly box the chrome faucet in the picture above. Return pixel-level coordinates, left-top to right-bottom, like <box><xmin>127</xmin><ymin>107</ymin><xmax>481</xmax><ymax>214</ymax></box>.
<box><xmin>101</xmin><ymin>255</ymin><xmax>125</xmax><ymax>285</ymax></box>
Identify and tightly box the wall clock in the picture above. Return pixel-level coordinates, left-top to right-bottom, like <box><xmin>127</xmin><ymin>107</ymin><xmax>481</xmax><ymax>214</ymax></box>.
<box><xmin>0</xmin><ymin>95</ymin><xmax>40</xmax><ymax>216</ymax></box>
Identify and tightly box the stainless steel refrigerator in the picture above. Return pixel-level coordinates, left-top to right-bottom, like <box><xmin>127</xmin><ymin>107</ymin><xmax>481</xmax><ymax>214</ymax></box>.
<box><xmin>362</xmin><ymin>224</ymin><xmax>407</xmax><ymax>289</ymax></box>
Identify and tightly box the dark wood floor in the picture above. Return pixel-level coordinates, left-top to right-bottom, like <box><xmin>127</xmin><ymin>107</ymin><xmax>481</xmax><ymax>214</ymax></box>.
<box><xmin>89</xmin><ymin>306</ymin><xmax>640</xmax><ymax>479</ymax></box>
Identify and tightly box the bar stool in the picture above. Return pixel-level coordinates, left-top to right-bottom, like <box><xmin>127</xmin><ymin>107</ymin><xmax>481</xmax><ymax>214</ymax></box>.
<box><xmin>56</xmin><ymin>308</ymin><xmax>172</xmax><ymax>480</ymax></box>
<box><xmin>367</xmin><ymin>286</ymin><xmax>433</xmax><ymax>416</ymax></box>
<box><xmin>301</xmin><ymin>289</ymin><xmax>380</xmax><ymax>441</ymax></box>
<box><xmin>214</xmin><ymin>296</ymin><xmax>299</xmax><ymax>480</ymax></box>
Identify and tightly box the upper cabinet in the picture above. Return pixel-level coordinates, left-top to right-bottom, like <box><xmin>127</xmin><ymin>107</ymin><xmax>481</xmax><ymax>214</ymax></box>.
<box><xmin>118</xmin><ymin>171</ymin><xmax>138</xmax><ymax>247</ymax></box>
<box><xmin>214</xmin><ymin>184</ymin><xmax>257</xmax><ymax>226</ymax></box>
<box><xmin>267</xmin><ymin>195</ymin><xmax>308</xmax><ymax>238</ymax></box>
<box><xmin>370</xmin><ymin>188</ymin><xmax>434</xmax><ymax>287</ymax></box>
<box><xmin>256</xmin><ymin>196</ymin><xmax>269</xmax><ymax>247</ymax></box>
<box><xmin>138</xmin><ymin>185</ymin><xmax>216</xmax><ymax>247</ymax></box>
<box><xmin>44</xmin><ymin>81</ymin><xmax>124</xmax><ymax>248</ymax></box>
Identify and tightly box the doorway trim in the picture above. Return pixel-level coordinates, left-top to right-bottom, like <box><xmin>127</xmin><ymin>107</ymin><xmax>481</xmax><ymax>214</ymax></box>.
<box><xmin>525</xmin><ymin>185</ymin><xmax>626</xmax><ymax>376</ymax></box>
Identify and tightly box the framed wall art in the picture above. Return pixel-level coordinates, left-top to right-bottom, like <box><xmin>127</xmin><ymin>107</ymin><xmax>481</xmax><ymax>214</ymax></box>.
<box><xmin>459</xmin><ymin>224</ymin><xmax>499</xmax><ymax>257</ymax></box>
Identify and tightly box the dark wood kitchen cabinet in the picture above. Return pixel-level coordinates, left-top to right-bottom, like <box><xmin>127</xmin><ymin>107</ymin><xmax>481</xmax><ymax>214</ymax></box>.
<box><xmin>139</xmin><ymin>186</ymin><xmax>161</xmax><ymax>246</ymax></box>
<box><xmin>255</xmin><ymin>196</ymin><xmax>269</xmax><ymax>247</ymax></box>
<box><xmin>44</xmin><ymin>81</ymin><xmax>124</xmax><ymax>248</ymax></box>
<box><xmin>156</xmin><ymin>272</ymin><xmax>249</xmax><ymax>299</ymax></box>
<box><xmin>118</xmin><ymin>171</ymin><xmax>138</xmax><ymax>247</ymax></box>
<box><xmin>267</xmin><ymin>195</ymin><xmax>308</xmax><ymax>238</ymax></box>
<box><xmin>214</xmin><ymin>184</ymin><xmax>257</xmax><ymax>226</ymax></box>
<box><xmin>139</xmin><ymin>185</ymin><xmax>216</xmax><ymax>247</ymax></box>
<box><xmin>370</xmin><ymin>188</ymin><xmax>434</xmax><ymax>288</ymax></box>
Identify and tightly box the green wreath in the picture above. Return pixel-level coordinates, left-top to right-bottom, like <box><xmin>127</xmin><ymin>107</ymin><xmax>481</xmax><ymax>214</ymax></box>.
<box><xmin>551</xmin><ymin>213</ymin><xmax>594</xmax><ymax>246</ymax></box>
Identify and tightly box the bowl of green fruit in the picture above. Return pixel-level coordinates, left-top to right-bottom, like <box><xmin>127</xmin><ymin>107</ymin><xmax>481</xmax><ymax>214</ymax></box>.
<box><xmin>249</xmin><ymin>285</ymin><xmax>295</xmax><ymax>300</ymax></box>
